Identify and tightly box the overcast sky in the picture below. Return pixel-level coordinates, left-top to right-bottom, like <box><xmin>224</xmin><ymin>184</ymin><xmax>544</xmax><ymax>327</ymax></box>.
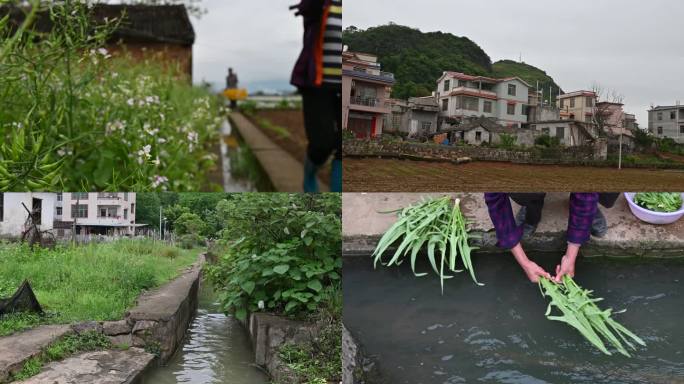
<box><xmin>345</xmin><ymin>0</ymin><xmax>684</xmax><ymax>126</ymax></box>
<box><xmin>190</xmin><ymin>0</ymin><xmax>300</xmax><ymax>93</ymax></box>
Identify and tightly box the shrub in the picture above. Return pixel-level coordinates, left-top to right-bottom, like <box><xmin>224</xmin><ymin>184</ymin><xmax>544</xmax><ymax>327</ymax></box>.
<box><xmin>179</xmin><ymin>233</ymin><xmax>203</xmax><ymax>249</ymax></box>
<box><xmin>498</xmin><ymin>133</ymin><xmax>517</xmax><ymax>149</ymax></box>
<box><xmin>206</xmin><ymin>194</ymin><xmax>341</xmax><ymax>320</ymax></box>
<box><xmin>240</xmin><ymin>100</ymin><xmax>258</xmax><ymax>115</ymax></box>
<box><xmin>535</xmin><ymin>134</ymin><xmax>561</xmax><ymax>148</ymax></box>
<box><xmin>0</xmin><ymin>1</ymin><xmax>222</xmax><ymax>191</ymax></box>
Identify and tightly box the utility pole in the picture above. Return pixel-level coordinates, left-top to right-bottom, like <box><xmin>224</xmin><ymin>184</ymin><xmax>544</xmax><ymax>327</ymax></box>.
<box><xmin>72</xmin><ymin>197</ymin><xmax>78</xmax><ymax>245</ymax></box>
<box><xmin>159</xmin><ymin>205</ymin><xmax>162</xmax><ymax>241</ymax></box>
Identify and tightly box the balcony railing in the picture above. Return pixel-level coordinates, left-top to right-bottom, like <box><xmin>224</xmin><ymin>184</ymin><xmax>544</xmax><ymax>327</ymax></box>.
<box><xmin>344</xmin><ymin>68</ymin><xmax>395</xmax><ymax>84</ymax></box>
<box><xmin>350</xmin><ymin>96</ymin><xmax>388</xmax><ymax>108</ymax></box>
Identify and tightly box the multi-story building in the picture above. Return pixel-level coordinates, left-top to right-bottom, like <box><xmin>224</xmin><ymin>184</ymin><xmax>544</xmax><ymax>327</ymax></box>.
<box><xmin>0</xmin><ymin>193</ymin><xmax>56</xmax><ymax>239</ymax></box>
<box><xmin>648</xmin><ymin>104</ymin><xmax>684</xmax><ymax>143</ymax></box>
<box><xmin>342</xmin><ymin>51</ymin><xmax>395</xmax><ymax>138</ymax></box>
<box><xmin>54</xmin><ymin>193</ymin><xmax>137</xmax><ymax>236</ymax></box>
<box><xmin>556</xmin><ymin>90</ymin><xmax>597</xmax><ymax>123</ymax></box>
<box><xmin>435</xmin><ymin>72</ymin><xmax>531</xmax><ymax>128</ymax></box>
<box><xmin>384</xmin><ymin>96</ymin><xmax>440</xmax><ymax>138</ymax></box>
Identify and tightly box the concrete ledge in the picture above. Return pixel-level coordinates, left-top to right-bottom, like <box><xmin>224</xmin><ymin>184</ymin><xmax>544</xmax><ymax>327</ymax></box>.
<box><xmin>0</xmin><ymin>325</ymin><xmax>72</xmax><ymax>382</ymax></box>
<box><xmin>15</xmin><ymin>348</ymin><xmax>154</xmax><ymax>384</ymax></box>
<box><xmin>243</xmin><ymin>312</ymin><xmax>319</xmax><ymax>383</ymax></box>
<box><xmin>229</xmin><ymin>112</ymin><xmax>328</xmax><ymax>192</ymax></box>
<box><xmin>125</xmin><ymin>255</ymin><xmax>204</xmax><ymax>364</ymax></box>
<box><xmin>342</xmin><ymin>193</ymin><xmax>684</xmax><ymax>257</ymax></box>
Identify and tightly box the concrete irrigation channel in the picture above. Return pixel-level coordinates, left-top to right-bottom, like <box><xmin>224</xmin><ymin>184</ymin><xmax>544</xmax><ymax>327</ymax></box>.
<box><xmin>0</xmin><ymin>254</ymin><xmax>266</xmax><ymax>383</ymax></box>
<box><xmin>342</xmin><ymin>193</ymin><xmax>684</xmax><ymax>384</ymax></box>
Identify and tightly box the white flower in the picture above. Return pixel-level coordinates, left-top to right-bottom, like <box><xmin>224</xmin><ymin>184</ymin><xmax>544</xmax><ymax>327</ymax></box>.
<box><xmin>258</xmin><ymin>300</ymin><xmax>264</xmax><ymax>310</ymax></box>
<box><xmin>105</xmin><ymin>120</ymin><xmax>126</xmax><ymax>135</ymax></box>
<box><xmin>127</xmin><ymin>98</ymin><xmax>135</xmax><ymax>106</ymax></box>
<box><xmin>97</xmin><ymin>48</ymin><xmax>111</xmax><ymax>59</ymax></box>
<box><xmin>137</xmin><ymin>145</ymin><xmax>152</xmax><ymax>164</ymax></box>
<box><xmin>152</xmin><ymin>156</ymin><xmax>160</xmax><ymax>166</ymax></box>
<box><xmin>151</xmin><ymin>175</ymin><xmax>168</xmax><ymax>189</ymax></box>
<box><xmin>157</xmin><ymin>138</ymin><xmax>167</xmax><ymax>144</ymax></box>
<box><xmin>187</xmin><ymin>131</ymin><xmax>199</xmax><ymax>152</ymax></box>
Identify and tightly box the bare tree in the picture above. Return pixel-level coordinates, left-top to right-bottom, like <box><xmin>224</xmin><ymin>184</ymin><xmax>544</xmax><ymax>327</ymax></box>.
<box><xmin>591</xmin><ymin>82</ymin><xmax>625</xmax><ymax>137</ymax></box>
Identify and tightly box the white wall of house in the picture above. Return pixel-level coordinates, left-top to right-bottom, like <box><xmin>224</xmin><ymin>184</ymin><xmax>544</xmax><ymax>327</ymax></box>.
<box><xmin>494</xmin><ymin>79</ymin><xmax>529</xmax><ymax>125</ymax></box>
<box><xmin>0</xmin><ymin>193</ymin><xmax>56</xmax><ymax>238</ymax></box>
<box><xmin>56</xmin><ymin>193</ymin><xmax>136</xmax><ymax>235</ymax></box>
<box><xmin>648</xmin><ymin>107</ymin><xmax>684</xmax><ymax>144</ymax></box>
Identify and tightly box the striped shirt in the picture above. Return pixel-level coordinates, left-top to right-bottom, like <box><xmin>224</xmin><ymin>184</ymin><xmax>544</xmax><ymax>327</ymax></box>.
<box><xmin>322</xmin><ymin>0</ymin><xmax>341</xmax><ymax>86</ymax></box>
<box><xmin>484</xmin><ymin>193</ymin><xmax>598</xmax><ymax>249</ymax></box>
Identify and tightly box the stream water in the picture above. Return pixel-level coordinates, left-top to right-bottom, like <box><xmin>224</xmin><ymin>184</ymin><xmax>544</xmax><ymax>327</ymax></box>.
<box><xmin>140</xmin><ymin>281</ymin><xmax>269</xmax><ymax>384</ymax></box>
<box><xmin>220</xmin><ymin>118</ymin><xmax>274</xmax><ymax>192</ymax></box>
<box><xmin>344</xmin><ymin>253</ymin><xmax>684</xmax><ymax>384</ymax></box>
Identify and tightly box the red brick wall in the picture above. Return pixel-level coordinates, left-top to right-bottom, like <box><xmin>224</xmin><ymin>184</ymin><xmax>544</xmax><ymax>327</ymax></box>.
<box><xmin>105</xmin><ymin>41</ymin><xmax>193</xmax><ymax>82</ymax></box>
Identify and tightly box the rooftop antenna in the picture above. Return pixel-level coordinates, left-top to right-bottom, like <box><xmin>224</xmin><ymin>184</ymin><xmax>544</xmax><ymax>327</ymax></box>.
<box><xmin>519</xmin><ymin>53</ymin><xmax>522</xmax><ymax>63</ymax></box>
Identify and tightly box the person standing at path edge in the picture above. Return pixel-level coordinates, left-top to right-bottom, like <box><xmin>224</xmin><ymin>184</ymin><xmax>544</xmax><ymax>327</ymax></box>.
<box><xmin>290</xmin><ymin>0</ymin><xmax>342</xmax><ymax>192</ymax></box>
<box><xmin>226</xmin><ymin>68</ymin><xmax>239</xmax><ymax>109</ymax></box>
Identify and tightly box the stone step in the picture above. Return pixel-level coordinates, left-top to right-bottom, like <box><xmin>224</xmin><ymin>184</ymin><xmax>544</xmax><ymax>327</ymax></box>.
<box><xmin>0</xmin><ymin>325</ymin><xmax>72</xmax><ymax>382</ymax></box>
<box><xmin>15</xmin><ymin>348</ymin><xmax>154</xmax><ymax>384</ymax></box>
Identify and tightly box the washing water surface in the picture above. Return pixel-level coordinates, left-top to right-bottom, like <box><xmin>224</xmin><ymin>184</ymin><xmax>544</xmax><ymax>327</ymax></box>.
<box><xmin>344</xmin><ymin>253</ymin><xmax>684</xmax><ymax>384</ymax></box>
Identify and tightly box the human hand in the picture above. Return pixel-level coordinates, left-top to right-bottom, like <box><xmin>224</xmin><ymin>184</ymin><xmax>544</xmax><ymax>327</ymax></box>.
<box><xmin>520</xmin><ymin>259</ymin><xmax>552</xmax><ymax>283</ymax></box>
<box><xmin>554</xmin><ymin>254</ymin><xmax>576</xmax><ymax>283</ymax></box>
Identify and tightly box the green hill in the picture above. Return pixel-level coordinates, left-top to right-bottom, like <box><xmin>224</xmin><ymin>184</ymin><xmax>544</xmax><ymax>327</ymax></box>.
<box><xmin>492</xmin><ymin>60</ymin><xmax>563</xmax><ymax>103</ymax></box>
<box><xmin>343</xmin><ymin>24</ymin><xmax>563</xmax><ymax>101</ymax></box>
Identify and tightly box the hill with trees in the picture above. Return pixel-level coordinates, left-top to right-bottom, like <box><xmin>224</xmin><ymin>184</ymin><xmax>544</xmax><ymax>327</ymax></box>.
<box><xmin>343</xmin><ymin>24</ymin><xmax>563</xmax><ymax>101</ymax></box>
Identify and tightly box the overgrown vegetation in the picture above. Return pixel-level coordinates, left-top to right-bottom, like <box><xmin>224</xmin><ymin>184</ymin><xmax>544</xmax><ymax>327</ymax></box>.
<box><xmin>343</xmin><ymin>24</ymin><xmax>562</xmax><ymax>100</ymax></box>
<box><xmin>206</xmin><ymin>193</ymin><xmax>341</xmax><ymax>321</ymax></box>
<box><xmin>633</xmin><ymin>192</ymin><xmax>683</xmax><ymax>213</ymax></box>
<box><xmin>278</xmin><ymin>318</ymin><xmax>341</xmax><ymax>384</ymax></box>
<box><xmin>12</xmin><ymin>331</ymin><xmax>112</xmax><ymax>381</ymax></box>
<box><xmin>373</xmin><ymin>196</ymin><xmax>481</xmax><ymax>293</ymax></box>
<box><xmin>539</xmin><ymin>276</ymin><xmax>645</xmax><ymax>357</ymax></box>
<box><xmin>0</xmin><ymin>1</ymin><xmax>222</xmax><ymax>191</ymax></box>
<box><xmin>0</xmin><ymin>239</ymin><xmax>197</xmax><ymax>335</ymax></box>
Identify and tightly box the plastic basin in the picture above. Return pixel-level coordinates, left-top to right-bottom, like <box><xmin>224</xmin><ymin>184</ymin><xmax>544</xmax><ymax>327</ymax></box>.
<box><xmin>624</xmin><ymin>192</ymin><xmax>684</xmax><ymax>225</ymax></box>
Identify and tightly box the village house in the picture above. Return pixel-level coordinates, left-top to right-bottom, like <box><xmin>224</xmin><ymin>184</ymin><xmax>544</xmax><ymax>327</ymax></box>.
<box><xmin>342</xmin><ymin>51</ymin><xmax>395</xmax><ymax>138</ymax></box>
<box><xmin>384</xmin><ymin>97</ymin><xmax>440</xmax><ymax>138</ymax></box>
<box><xmin>435</xmin><ymin>72</ymin><xmax>531</xmax><ymax>128</ymax></box>
<box><xmin>648</xmin><ymin>104</ymin><xmax>684</xmax><ymax>143</ymax></box>
<box><xmin>529</xmin><ymin>120</ymin><xmax>597</xmax><ymax>147</ymax></box>
<box><xmin>595</xmin><ymin>101</ymin><xmax>635</xmax><ymax>150</ymax></box>
<box><xmin>434</xmin><ymin>117</ymin><xmax>533</xmax><ymax>146</ymax></box>
<box><xmin>2</xmin><ymin>4</ymin><xmax>196</xmax><ymax>80</ymax></box>
<box><xmin>0</xmin><ymin>193</ymin><xmax>56</xmax><ymax>239</ymax></box>
<box><xmin>54</xmin><ymin>193</ymin><xmax>137</xmax><ymax>237</ymax></box>
<box><xmin>556</xmin><ymin>90</ymin><xmax>597</xmax><ymax>123</ymax></box>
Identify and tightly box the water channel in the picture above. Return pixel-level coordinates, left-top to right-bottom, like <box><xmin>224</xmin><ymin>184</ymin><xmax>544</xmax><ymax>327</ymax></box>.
<box><xmin>220</xmin><ymin>118</ymin><xmax>274</xmax><ymax>192</ymax></box>
<box><xmin>344</xmin><ymin>253</ymin><xmax>684</xmax><ymax>384</ymax></box>
<box><xmin>141</xmin><ymin>281</ymin><xmax>269</xmax><ymax>384</ymax></box>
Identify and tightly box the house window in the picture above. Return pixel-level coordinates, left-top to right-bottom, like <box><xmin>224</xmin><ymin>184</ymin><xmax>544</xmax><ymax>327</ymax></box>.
<box><xmin>443</xmin><ymin>80</ymin><xmax>450</xmax><ymax>92</ymax></box>
<box><xmin>657</xmin><ymin>126</ymin><xmax>663</xmax><ymax>134</ymax></box>
<box><xmin>124</xmin><ymin>209</ymin><xmax>129</xmax><ymax>220</ymax></box>
<box><xmin>556</xmin><ymin>126</ymin><xmax>565</xmax><ymax>138</ymax></box>
<box><xmin>131</xmin><ymin>203</ymin><xmax>135</xmax><ymax>215</ymax></box>
<box><xmin>475</xmin><ymin>131</ymin><xmax>482</xmax><ymax>141</ymax></box>
<box><xmin>57</xmin><ymin>193</ymin><xmax>62</xmax><ymax>202</ymax></box>
<box><xmin>458</xmin><ymin>80</ymin><xmax>467</xmax><ymax>87</ymax></box>
<box><xmin>98</xmin><ymin>192</ymin><xmax>118</xmax><ymax>199</ymax></box>
<box><xmin>521</xmin><ymin>105</ymin><xmax>528</xmax><ymax>116</ymax></box>
<box><xmin>458</xmin><ymin>96</ymin><xmax>479</xmax><ymax>111</ymax></box>
<box><xmin>442</xmin><ymin>99</ymin><xmax>449</xmax><ymax>111</ymax></box>
<box><xmin>56</xmin><ymin>207</ymin><xmax>62</xmax><ymax>215</ymax></box>
<box><xmin>421</xmin><ymin>121</ymin><xmax>432</xmax><ymax>132</ymax></box>
<box><xmin>392</xmin><ymin>114</ymin><xmax>402</xmax><ymax>130</ymax></box>
<box><xmin>71</xmin><ymin>192</ymin><xmax>88</xmax><ymax>200</ymax></box>
<box><xmin>657</xmin><ymin>112</ymin><xmax>663</xmax><ymax>121</ymax></box>
<box><xmin>680</xmin><ymin>126</ymin><xmax>684</xmax><ymax>134</ymax></box>
<box><xmin>508</xmin><ymin>84</ymin><xmax>516</xmax><ymax>96</ymax></box>
<box><xmin>72</xmin><ymin>204</ymin><xmax>88</xmax><ymax>218</ymax></box>
<box><xmin>671</xmin><ymin>111</ymin><xmax>676</xmax><ymax>120</ymax></box>
<box><xmin>586</xmin><ymin>97</ymin><xmax>593</xmax><ymax>107</ymax></box>
<box><xmin>124</xmin><ymin>193</ymin><xmax>129</xmax><ymax>202</ymax></box>
<box><xmin>560</xmin><ymin>99</ymin><xmax>565</xmax><ymax>109</ymax></box>
<box><xmin>483</xmin><ymin>101</ymin><xmax>492</xmax><ymax>113</ymax></box>
<box><xmin>0</xmin><ymin>193</ymin><xmax>3</xmax><ymax>222</ymax></box>
<box><xmin>99</xmin><ymin>206</ymin><xmax>117</xmax><ymax>218</ymax></box>
<box><xmin>542</xmin><ymin>127</ymin><xmax>550</xmax><ymax>135</ymax></box>
<box><xmin>507</xmin><ymin>103</ymin><xmax>515</xmax><ymax>115</ymax></box>
<box><xmin>570</xmin><ymin>98</ymin><xmax>575</xmax><ymax>108</ymax></box>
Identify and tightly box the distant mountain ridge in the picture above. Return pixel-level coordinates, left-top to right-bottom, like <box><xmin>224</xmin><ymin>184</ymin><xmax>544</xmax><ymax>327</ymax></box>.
<box><xmin>343</xmin><ymin>24</ymin><xmax>563</xmax><ymax>101</ymax></box>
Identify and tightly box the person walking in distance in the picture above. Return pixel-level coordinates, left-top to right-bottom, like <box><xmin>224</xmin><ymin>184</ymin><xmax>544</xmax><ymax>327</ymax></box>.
<box><xmin>290</xmin><ymin>0</ymin><xmax>342</xmax><ymax>192</ymax></box>
<box><xmin>226</xmin><ymin>68</ymin><xmax>239</xmax><ymax>109</ymax></box>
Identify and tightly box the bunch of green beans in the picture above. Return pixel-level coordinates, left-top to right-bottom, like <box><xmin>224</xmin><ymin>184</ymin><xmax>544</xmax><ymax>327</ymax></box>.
<box><xmin>539</xmin><ymin>275</ymin><xmax>646</xmax><ymax>357</ymax></box>
<box><xmin>372</xmin><ymin>196</ymin><xmax>482</xmax><ymax>293</ymax></box>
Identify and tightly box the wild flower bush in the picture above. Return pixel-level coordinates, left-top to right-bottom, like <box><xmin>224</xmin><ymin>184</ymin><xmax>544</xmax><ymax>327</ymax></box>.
<box><xmin>0</xmin><ymin>1</ymin><xmax>222</xmax><ymax>191</ymax></box>
<box><xmin>206</xmin><ymin>193</ymin><xmax>342</xmax><ymax>320</ymax></box>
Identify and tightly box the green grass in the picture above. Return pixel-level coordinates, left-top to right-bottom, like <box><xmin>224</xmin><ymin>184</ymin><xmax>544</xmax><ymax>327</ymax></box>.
<box><xmin>0</xmin><ymin>239</ymin><xmax>198</xmax><ymax>336</ymax></box>
<box><xmin>12</xmin><ymin>331</ymin><xmax>112</xmax><ymax>381</ymax></box>
<box><xmin>255</xmin><ymin>116</ymin><xmax>291</xmax><ymax>139</ymax></box>
<box><xmin>278</xmin><ymin>318</ymin><xmax>341</xmax><ymax>384</ymax></box>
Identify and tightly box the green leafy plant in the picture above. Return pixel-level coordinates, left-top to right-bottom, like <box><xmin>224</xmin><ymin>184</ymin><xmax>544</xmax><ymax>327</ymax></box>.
<box><xmin>206</xmin><ymin>194</ymin><xmax>341</xmax><ymax>320</ymax></box>
<box><xmin>372</xmin><ymin>196</ymin><xmax>482</xmax><ymax>293</ymax></box>
<box><xmin>633</xmin><ymin>192</ymin><xmax>683</xmax><ymax>213</ymax></box>
<box><xmin>1</xmin><ymin>1</ymin><xmax>222</xmax><ymax>191</ymax></box>
<box><xmin>539</xmin><ymin>276</ymin><xmax>645</xmax><ymax>357</ymax></box>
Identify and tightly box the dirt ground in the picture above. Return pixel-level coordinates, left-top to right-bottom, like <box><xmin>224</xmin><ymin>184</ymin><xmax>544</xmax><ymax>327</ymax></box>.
<box><xmin>343</xmin><ymin>158</ymin><xmax>684</xmax><ymax>192</ymax></box>
<box><xmin>247</xmin><ymin>109</ymin><xmax>331</xmax><ymax>184</ymax></box>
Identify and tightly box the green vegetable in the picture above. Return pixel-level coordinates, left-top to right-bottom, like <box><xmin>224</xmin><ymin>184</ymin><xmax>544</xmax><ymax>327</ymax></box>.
<box><xmin>539</xmin><ymin>276</ymin><xmax>645</xmax><ymax>357</ymax></box>
<box><xmin>634</xmin><ymin>193</ymin><xmax>683</xmax><ymax>213</ymax></box>
<box><xmin>372</xmin><ymin>196</ymin><xmax>482</xmax><ymax>293</ymax></box>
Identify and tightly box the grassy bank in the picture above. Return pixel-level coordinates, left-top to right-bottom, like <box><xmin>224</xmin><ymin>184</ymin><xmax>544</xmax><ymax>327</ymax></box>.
<box><xmin>0</xmin><ymin>239</ymin><xmax>199</xmax><ymax>336</ymax></box>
